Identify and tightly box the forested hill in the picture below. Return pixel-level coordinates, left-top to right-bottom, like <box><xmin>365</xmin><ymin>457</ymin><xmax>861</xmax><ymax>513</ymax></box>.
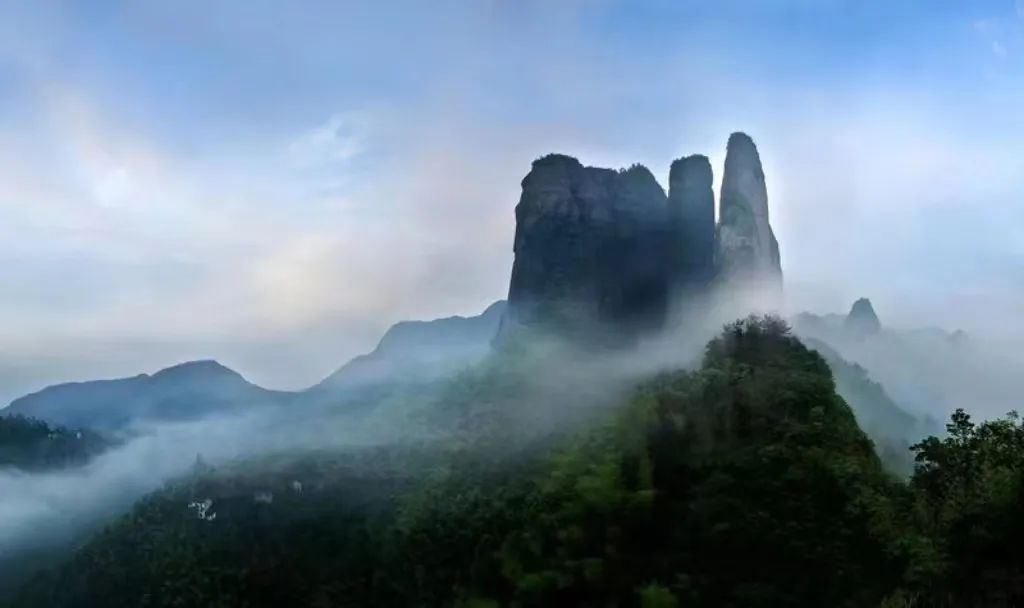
<box><xmin>12</xmin><ymin>318</ymin><xmax>1024</xmax><ymax>607</ymax></box>
<box><xmin>0</xmin><ymin>415</ymin><xmax>108</xmax><ymax>472</ymax></box>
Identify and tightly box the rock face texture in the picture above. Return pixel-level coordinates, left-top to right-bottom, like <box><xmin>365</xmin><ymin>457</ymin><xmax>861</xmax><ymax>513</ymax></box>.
<box><xmin>503</xmin><ymin>132</ymin><xmax>783</xmax><ymax>342</ymax></box>
<box><xmin>503</xmin><ymin>155</ymin><xmax>671</xmax><ymax>340</ymax></box>
<box><xmin>845</xmin><ymin>297</ymin><xmax>882</xmax><ymax>337</ymax></box>
<box><xmin>668</xmin><ymin>154</ymin><xmax>716</xmax><ymax>293</ymax></box>
<box><xmin>716</xmin><ymin>133</ymin><xmax>782</xmax><ymax>292</ymax></box>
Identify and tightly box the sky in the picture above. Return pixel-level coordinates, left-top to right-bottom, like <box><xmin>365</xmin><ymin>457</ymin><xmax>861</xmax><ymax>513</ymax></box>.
<box><xmin>0</xmin><ymin>0</ymin><xmax>1022</xmax><ymax>403</ymax></box>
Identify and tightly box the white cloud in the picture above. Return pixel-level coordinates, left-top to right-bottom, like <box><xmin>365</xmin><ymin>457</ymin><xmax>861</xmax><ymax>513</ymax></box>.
<box><xmin>973</xmin><ymin>17</ymin><xmax>999</xmax><ymax>35</ymax></box>
<box><xmin>0</xmin><ymin>91</ymin><xmax>521</xmax><ymax>396</ymax></box>
<box><xmin>1</xmin><ymin>1</ymin><xmax>1024</xmax><ymax>402</ymax></box>
<box><xmin>287</xmin><ymin>110</ymin><xmax>371</xmax><ymax>169</ymax></box>
<box><xmin>92</xmin><ymin>166</ymin><xmax>132</xmax><ymax>207</ymax></box>
<box><xmin>971</xmin><ymin>14</ymin><xmax>1017</xmax><ymax>59</ymax></box>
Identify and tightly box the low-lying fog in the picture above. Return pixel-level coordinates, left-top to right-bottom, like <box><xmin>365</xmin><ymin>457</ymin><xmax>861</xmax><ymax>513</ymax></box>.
<box><xmin>6</xmin><ymin>286</ymin><xmax>1023</xmax><ymax>571</ymax></box>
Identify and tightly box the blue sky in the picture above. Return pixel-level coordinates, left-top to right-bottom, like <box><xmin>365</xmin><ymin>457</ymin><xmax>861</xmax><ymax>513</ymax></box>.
<box><xmin>0</xmin><ymin>0</ymin><xmax>1022</xmax><ymax>400</ymax></box>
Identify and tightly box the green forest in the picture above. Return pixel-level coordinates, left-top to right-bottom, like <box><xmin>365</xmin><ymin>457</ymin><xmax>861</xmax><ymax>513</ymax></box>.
<box><xmin>0</xmin><ymin>415</ymin><xmax>108</xmax><ymax>472</ymax></box>
<box><xmin>8</xmin><ymin>318</ymin><xmax>1024</xmax><ymax>607</ymax></box>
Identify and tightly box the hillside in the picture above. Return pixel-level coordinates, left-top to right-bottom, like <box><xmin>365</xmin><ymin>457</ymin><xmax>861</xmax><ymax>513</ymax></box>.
<box><xmin>0</xmin><ymin>415</ymin><xmax>108</xmax><ymax>472</ymax></box>
<box><xmin>804</xmin><ymin>338</ymin><xmax>925</xmax><ymax>474</ymax></box>
<box><xmin>313</xmin><ymin>301</ymin><xmax>507</xmax><ymax>393</ymax></box>
<box><xmin>3</xmin><ymin>360</ymin><xmax>289</xmax><ymax>432</ymax></box>
<box><xmin>794</xmin><ymin>299</ymin><xmax>1018</xmax><ymax>421</ymax></box>
<box><xmin>13</xmin><ymin>319</ymin><xmax>1024</xmax><ymax>606</ymax></box>
<box><xmin>6</xmin><ymin>319</ymin><xmax>929</xmax><ymax>607</ymax></box>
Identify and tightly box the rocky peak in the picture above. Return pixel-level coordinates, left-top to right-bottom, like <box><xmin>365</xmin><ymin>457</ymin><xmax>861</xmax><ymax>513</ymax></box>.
<box><xmin>503</xmin><ymin>132</ymin><xmax>784</xmax><ymax>344</ymax></box>
<box><xmin>716</xmin><ymin>132</ymin><xmax>782</xmax><ymax>296</ymax></box>
<box><xmin>845</xmin><ymin>298</ymin><xmax>882</xmax><ymax>337</ymax></box>
<box><xmin>504</xmin><ymin>155</ymin><xmax>669</xmax><ymax>341</ymax></box>
<box><xmin>668</xmin><ymin>154</ymin><xmax>715</xmax><ymax>293</ymax></box>
<box><xmin>616</xmin><ymin>164</ymin><xmax>667</xmax><ymax>210</ymax></box>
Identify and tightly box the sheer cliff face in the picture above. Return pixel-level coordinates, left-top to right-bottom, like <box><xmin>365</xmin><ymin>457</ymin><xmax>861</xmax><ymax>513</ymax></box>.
<box><xmin>504</xmin><ymin>133</ymin><xmax>783</xmax><ymax>342</ymax></box>
<box><xmin>668</xmin><ymin>154</ymin><xmax>716</xmax><ymax>293</ymax></box>
<box><xmin>716</xmin><ymin>133</ymin><xmax>782</xmax><ymax>292</ymax></box>
<box><xmin>504</xmin><ymin>154</ymin><xmax>670</xmax><ymax>340</ymax></box>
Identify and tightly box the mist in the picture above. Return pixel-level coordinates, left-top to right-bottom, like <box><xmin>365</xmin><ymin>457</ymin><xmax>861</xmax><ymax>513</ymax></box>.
<box><xmin>3</xmin><ymin>2</ymin><xmax>1024</xmax><ymax>604</ymax></box>
<box><xmin>791</xmin><ymin>304</ymin><xmax>1024</xmax><ymax>424</ymax></box>
<box><xmin>0</xmin><ymin>388</ymin><xmax>435</xmax><ymax>563</ymax></box>
<box><xmin>0</xmin><ymin>293</ymin><xmax>726</xmax><ymax>572</ymax></box>
<box><xmin>0</xmin><ymin>262</ymin><xmax>1020</xmax><ymax>599</ymax></box>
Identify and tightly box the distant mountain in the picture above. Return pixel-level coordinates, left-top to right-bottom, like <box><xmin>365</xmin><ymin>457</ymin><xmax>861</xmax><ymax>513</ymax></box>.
<box><xmin>803</xmin><ymin>337</ymin><xmax>924</xmax><ymax>474</ymax></box>
<box><xmin>844</xmin><ymin>297</ymin><xmax>882</xmax><ymax>338</ymax></box>
<box><xmin>794</xmin><ymin>301</ymin><xmax>941</xmax><ymax>472</ymax></box>
<box><xmin>3</xmin><ymin>304</ymin><xmax>509</xmax><ymax>431</ymax></box>
<box><xmin>4</xmin><ymin>360</ymin><xmax>287</xmax><ymax>432</ymax></box>
<box><xmin>795</xmin><ymin>297</ymin><xmax>884</xmax><ymax>341</ymax></box>
<box><xmin>314</xmin><ymin>301</ymin><xmax>506</xmax><ymax>392</ymax></box>
<box><xmin>793</xmin><ymin>298</ymin><xmax>1018</xmax><ymax>422</ymax></box>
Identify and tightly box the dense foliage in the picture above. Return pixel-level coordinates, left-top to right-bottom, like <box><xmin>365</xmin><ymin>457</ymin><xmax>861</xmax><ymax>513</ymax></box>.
<box><xmin>0</xmin><ymin>415</ymin><xmax>108</xmax><ymax>471</ymax></box>
<box><xmin>906</xmin><ymin>409</ymin><xmax>1024</xmax><ymax>604</ymax></box>
<box><xmin>804</xmin><ymin>337</ymin><xmax>925</xmax><ymax>476</ymax></box>
<box><xmin>8</xmin><ymin>318</ymin><xmax>1024</xmax><ymax>606</ymax></box>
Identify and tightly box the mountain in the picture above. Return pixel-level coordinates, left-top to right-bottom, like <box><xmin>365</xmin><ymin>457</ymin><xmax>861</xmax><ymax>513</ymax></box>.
<box><xmin>13</xmin><ymin>319</ymin><xmax>1022</xmax><ymax>606</ymax></box>
<box><xmin>793</xmin><ymin>298</ymin><xmax>1019</xmax><ymax>422</ymax></box>
<box><xmin>4</xmin><ymin>360</ymin><xmax>286</xmax><ymax>432</ymax></box>
<box><xmin>314</xmin><ymin>301</ymin><xmax>506</xmax><ymax>392</ymax></box>
<box><xmin>3</xmin><ymin>133</ymin><xmax>784</xmax><ymax>430</ymax></box>
<box><xmin>501</xmin><ymin>155</ymin><xmax>671</xmax><ymax>342</ymax></box>
<box><xmin>715</xmin><ymin>132</ymin><xmax>782</xmax><ymax>295</ymax></box>
<box><xmin>2</xmin><ymin>303</ymin><xmax>508</xmax><ymax>431</ymax></box>
<box><xmin>844</xmin><ymin>297</ymin><xmax>882</xmax><ymax>337</ymax></box>
<box><xmin>803</xmin><ymin>337</ymin><xmax>923</xmax><ymax>473</ymax></box>
<box><xmin>668</xmin><ymin>154</ymin><xmax>716</xmax><ymax>294</ymax></box>
<box><xmin>795</xmin><ymin>298</ymin><xmax>886</xmax><ymax>343</ymax></box>
<box><xmin>501</xmin><ymin>132</ymin><xmax>783</xmax><ymax>343</ymax></box>
<box><xmin>8</xmin><ymin>318</ymin><xmax>921</xmax><ymax>608</ymax></box>
<box><xmin>793</xmin><ymin>300</ymin><xmax>943</xmax><ymax>473</ymax></box>
<box><xmin>10</xmin><ymin>131</ymin><xmax>1024</xmax><ymax>606</ymax></box>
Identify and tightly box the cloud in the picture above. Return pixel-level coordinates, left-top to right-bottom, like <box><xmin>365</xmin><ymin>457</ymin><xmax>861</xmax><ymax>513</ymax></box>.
<box><xmin>0</xmin><ymin>87</ymin><xmax>525</xmax><ymax>397</ymax></box>
<box><xmin>971</xmin><ymin>15</ymin><xmax>1016</xmax><ymax>59</ymax></box>
<box><xmin>287</xmin><ymin>110</ymin><xmax>372</xmax><ymax>169</ymax></box>
<box><xmin>0</xmin><ymin>1</ymin><xmax>1023</xmax><ymax>402</ymax></box>
<box><xmin>973</xmin><ymin>17</ymin><xmax>999</xmax><ymax>35</ymax></box>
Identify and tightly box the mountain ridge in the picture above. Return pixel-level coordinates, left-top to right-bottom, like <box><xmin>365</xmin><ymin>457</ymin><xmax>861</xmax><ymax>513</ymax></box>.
<box><xmin>4</xmin><ymin>303</ymin><xmax>511</xmax><ymax>429</ymax></box>
<box><xmin>3</xmin><ymin>359</ymin><xmax>286</xmax><ymax>431</ymax></box>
